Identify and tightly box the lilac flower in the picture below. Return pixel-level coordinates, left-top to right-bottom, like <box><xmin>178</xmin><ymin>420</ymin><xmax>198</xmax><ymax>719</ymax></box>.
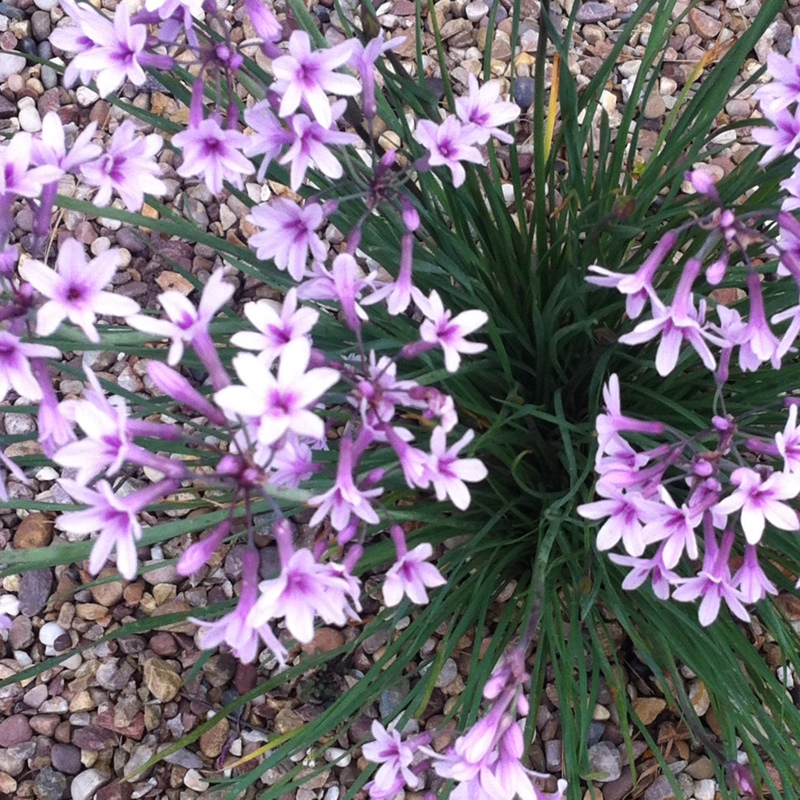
<box><xmin>352</xmin><ymin>352</ymin><xmax>416</xmax><ymax>427</ymax></box>
<box><xmin>382</xmin><ymin>425</ymin><xmax>431</xmax><ymax>489</ymax></box>
<box><xmin>33</xmin><ymin>359</ymin><xmax>76</xmax><ymax>458</ymax></box>
<box><xmin>713</xmin><ymin>467</ymin><xmax>799</xmax><ymax>544</ymax></box>
<box><xmin>0</xmin><ymin>132</ymin><xmax>62</xmax><ymax>200</ymax></box>
<box><xmin>0</xmin><ymin>593</ymin><xmax>19</xmax><ymax>630</ymax></box>
<box><xmin>20</xmin><ymin>238</ymin><xmax>140</xmax><ymax>343</ymax></box>
<box><xmin>33</xmin><ymin>112</ymin><xmax>101</xmax><ymax>173</ymax></box>
<box><xmin>248</xmin><ymin>199</ymin><xmax>327</xmax><ymax>281</ymax></box>
<box><xmin>215</xmin><ymin>338</ymin><xmax>339</xmax><ymax>445</ymax></box>
<box><xmin>297</xmin><ymin>253</ymin><xmax>376</xmax><ymax>331</ymax></box>
<box><xmin>639</xmin><ymin>488</ymin><xmax>704</xmax><ymax>568</ymax></box>
<box><xmin>269</xmin><ymin>434</ymin><xmax>320</xmax><ymax>488</ymax></box>
<box><xmin>146</xmin><ymin>360</ymin><xmax>228</xmax><ymax>425</ymax></box>
<box><xmin>382</xmin><ymin>525</ymin><xmax>446</xmax><ymax>607</ymax></box>
<box><xmin>177</xmin><ymin>520</ymin><xmax>232</xmax><ymax>577</ymax></box>
<box><xmin>754</xmin><ymin>37</ymin><xmax>800</xmax><ymax>114</ymax></box>
<box><xmin>232</xmin><ymin>290</ymin><xmax>319</xmax><ymax>361</ymax></box>
<box><xmin>0</xmin><ymin>332</ymin><xmax>59</xmax><ymax>402</ymax></box>
<box><xmin>308</xmin><ymin>433</ymin><xmax>382</xmax><ymax>531</ymax></box>
<box><xmin>753</xmin><ymin>106</ymin><xmax>800</xmax><ymax>164</ymax></box>
<box><xmin>426</xmin><ymin>427</ymin><xmax>487</xmax><ymax>510</ymax></box>
<box><xmin>128</xmin><ymin>269</ymin><xmax>234</xmax><ymax>365</ymax></box>
<box><xmin>776</xmin><ymin>403</ymin><xmax>800</xmax><ymax>473</ymax></box>
<box><xmin>81</xmin><ymin>120</ymin><xmax>166</xmax><ymax>211</ymax></box>
<box><xmin>362</xmin><ymin>721</ymin><xmax>422</xmax><ymax>794</ymax></box>
<box><xmin>49</xmin><ymin>0</ymin><xmax>110</xmax><ymax>90</ymax></box>
<box><xmin>740</xmin><ymin>271</ymin><xmax>782</xmax><ymax>368</ymax></box>
<box><xmin>586</xmin><ymin>232</ymin><xmax>678</xmax><ymax>320</ymax></box>
<box><xmin>672</xmin><ymin>527</ymin><xmax>749</xmax><ymax>626</ymax></box>
<box><xmin>414</xmin><ymin>116</ymin><xmax>484</xmax><ymax>187</ymax></box>
<box><xmin>243</xmin><ymin>100</ymin><xmax>293</xmax><ymax>181</ymax></box>
<box><xmin>349</xmin><ymin>35</ymin><xmax>404</xmax><ymax>119</ymax></box>
<box><xmin>609</xmin><ymin>545</ymin><xmax>680</xmax><ymax>600</ymax></box>
<box><xmin>734</xmin><ymin>544</ymin><xmax>778</xmax><ymax>605</ymax></box>
<box><xmin>281</xmin><ymin>101</ymin><xmax>359</xmax><ymax>191</ymax></box>
<box><xmin>412</xmin><ymin>289</ymin><xmax>488</xmax><ymax>372</ymax></box>
<box><xmin>594</xmin><ymin>374</ymin><xmax>665</xmax><ymax>457</ymax></box>
<box><xmin>57</xmin><ymin>478</ymin><xmax>178</xmax><ymax>580</ymax></box>
<box><xmin>271</xmin><ymin>31</ymin><xmax>360</xmax><ymax>128</ymax></box>
<box><xmin>173</xmin><ymin>116</ymin><xmax>253</xmax><ymax>194</ymax></box>
<box><xmin>244</xmin><ymin>0</ymin><xmax>282</xmax><ymax>45</ymax></box>
<box><xmin>0</xmin><ymin>449</ymin><xmax>29</xmax><ymax>504</ymax></box>
<box><xmin>577</xmin><ymin>488</ymin><xmax>646</xmax><ymax>556</ymax></box>
<box><xmin>197</xmin><ymin>549</ymin><xmax>288</xmax><ymax>665</ymax></box>
<box><xmin>247</xmin><ymin>521</ymin><xmax>361</xmax><ymax>642</ymax></box>
<box><xmin>455</xmin><ymin>74</ymin><xmax>520</xmax><ymax>145</ymax></box>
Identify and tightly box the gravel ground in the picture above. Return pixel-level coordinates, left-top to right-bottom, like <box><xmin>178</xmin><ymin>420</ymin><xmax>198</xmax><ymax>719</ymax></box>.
<box><xmin>0</xmin><ymin>0</ymin><xmax>796</xmax><ymax>799</ymax></box>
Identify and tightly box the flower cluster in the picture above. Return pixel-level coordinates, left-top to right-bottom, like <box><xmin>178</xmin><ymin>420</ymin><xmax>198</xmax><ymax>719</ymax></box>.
<box><xmin>581</xmin><ymin>37</ymin><xmax>800</xmax><ymax>623</ymax></box>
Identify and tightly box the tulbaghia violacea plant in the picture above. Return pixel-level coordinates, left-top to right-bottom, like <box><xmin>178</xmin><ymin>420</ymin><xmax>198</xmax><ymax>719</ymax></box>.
<box><xmin>580</xmin><ymin>41</ymin><xmax>800</xmax><ymax>628</ymax></box>
<box><xmin>0</xmin><ymin>0</ymin><xmax>574</xmax><ymax>794</ymax></box>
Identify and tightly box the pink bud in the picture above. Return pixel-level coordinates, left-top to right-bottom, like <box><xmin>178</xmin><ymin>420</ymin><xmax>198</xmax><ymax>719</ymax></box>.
<box><xmin>177</xmin><ymin>519</ymin><xmax>233</xmax><ymax>576</ymax></box>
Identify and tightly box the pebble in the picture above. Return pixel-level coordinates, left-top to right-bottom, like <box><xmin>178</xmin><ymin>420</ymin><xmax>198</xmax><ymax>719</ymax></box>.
<box><xmin>379</xmin><ymin>679</ymin><xmax>409</xmax><ymax>717</ymax></box>
<box><xmin>587</xmin><ymin>741</ymin><xmax>622</xmax><ymax>782</ymax></box>
<box><xmin>184</xmin><ymin>769</ymin><xmax>208</xmax><ymax>791</ymax></box>
<box><xmin>435</xmin><ymin>658</ymin><xmax>458</xmax><ymax>688</ymax></box>
<box><xmin>14</xmin><ymin>513</ymin><xmax>54</xmax><ymax>549</ymax></box>
<box><xmin>694</xmin><ymin>779</ymin><xmax>716</xmax><ymax>800</ymax></box>
<box><xmin>70</xmin><ymin>769</ymin><xmax>111</xmax><ymax>800</ymax></box>
<box><xmin>324</xmin><ymin>747</ymin><xmax>351</xmax><ymax>767</ymax></box>
<box><xmin>512</xmin><ymin>76</ymin><xmax>535</xmax><ymax>110</ymax></box>
<box><xmin>685</xmin><ymin>757</ymin><xmax>714</xmax><ymax>780</ymax></box>
<box><xmin>50</xmin><ymin>744</ymin><xmax>82</xmax><ymax>776</ymax></box>
<box><xmin>465</xmin><ymin>0</ymin><xmax>488</xmax><ymax>21</ymax></box>
<box><xmin>0</xmin><ymin>51</ymin><xmax>24</xmax><ymax>81</ymax></box>
<box><xmin>18</xmin><ymin>103</ymin><xmax>40</xmax><ymax>132</ymax></box>
<box><xmin>199</xmin><ymin>719</ymin><xmax>229</xmax><ymax>759</ymax></box>
<box><xmin>576</xmin><ymin>2</ymin><xmax>616</xmax><ymax>23</ymax></box>
<box><xmin>0</xmin><ymin>741</ymin><xmax>33</xmax><ymax>775</ymax></box>
<box><xmin>122</xmin><ymin>744</ymin><xmax>154</xmax><ymax>779</ymax></box>
<box><xmin>33</xmin><ymin>766</ymin><xmax>67</xmax><ymax>800</ymax></box>
<box><xmin>18</xmin><ymin>568</ymin><xmax>52</xmax><ymax>616</ymax></box>
<box><xmin>144</xmin><ymin>658</ymin><xmax>182</xmax><ymax>702</ymax></box>
<box><xmin>39</xmin><ymin>621</ymin><xmax>66</xmax><ymax>648</ymax></box>
<box><xmin>0</xmin><ymin>715</ymin><xmax>32</xmax><ymax>747</ymax></box>
<box><xmin>688</xmin><ymin>8</ymin><xmax>722</xmax><ymax>38</ymax></box>
<box><xmin>644</xmin><ymin>774</ymin><xmax>676</xmax><ymax>800</ymax></box>
<box><xmin>23</xmin><ymin>683</ymin><xmax>48</xmax><ymax>708</ymax></box>
<box><xmin>30</xmin><ymin>9</ymin><xmax>48</xmax><ymax>40</ymax></box>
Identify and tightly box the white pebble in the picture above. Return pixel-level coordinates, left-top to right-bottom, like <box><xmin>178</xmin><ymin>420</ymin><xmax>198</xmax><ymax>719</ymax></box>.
<box><xmin>694</xmin><ymin>779</ymin><xmax>716</xmax><ymax>800</ymax></box>
<box><xmin>33</xmin><ymin>0</ymin><xmax>59</xmax><ymax>10</ymax></box>
<box><xmin>184</xmin><ymin>769</ymin><xmax>209</xmax><ymax>792</ymax></box>
<box><xmin>39</xmin><ymin>621</ymin><xmax>65</xmax><ymax>647</ymax></box>
<box><xmin>75</xmin><ymin>86</ymin><xmax>99</xmax><ymax>107</ymax></box>
<box><xmin>777</xmin><ymin>665</ymin><xmax>795</xmax><ymax>689</ymax></box>
<box><xmin>19</xmin><ymin>107</ymin><xmax>41</xmax><ymax>133</ymax></box>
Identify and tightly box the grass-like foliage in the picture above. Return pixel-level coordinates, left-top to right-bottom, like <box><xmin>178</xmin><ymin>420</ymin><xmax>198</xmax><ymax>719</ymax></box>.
<box><xmin>3</xmin><ymin>0</ymin><xmax>800</xmax><ymax>797</ymax></box>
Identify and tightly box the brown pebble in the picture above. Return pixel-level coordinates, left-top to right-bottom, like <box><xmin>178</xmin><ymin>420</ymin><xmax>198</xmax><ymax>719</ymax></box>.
<box><xmin>688</xmin><ymin>8</ymin><xmax>722</xmax><ymax>38</ymax></box>
<box><xmin>149</xmin><ymin>632</ymin><xmax>178</xmax><ymax>656</ymax></box>
<box><xmin>13</xmin><ymin>513</ymin><xmax>53</xmax><ymax>549</ymax></box>
<box><xmin>301</xmin><ymin>627</ymin><xmax>345</xmax><ymax>655</ymax></box>
<box><xmin>199</xmin><ymin>718</ymin><xmax>229</xmax><ymax>759</ymax></box>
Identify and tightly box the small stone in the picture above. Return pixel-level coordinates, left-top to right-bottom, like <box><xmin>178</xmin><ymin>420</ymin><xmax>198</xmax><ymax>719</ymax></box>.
<box><xmin>90</xmin><ymin>568</ymin><xmax>124</xmax><ymax>607</ymax></box>
<box><xmin>545</xmin><ymin>739</ymin><xmax>561</xmax><ymax>771</ymax></box>
<box><xmin>465</xmin><ymin>0</ymin><xmax>488</xmax><ymax>21</ymax></box>
<box><xmin>688</xmin><ymin>8</ymin><xmax>722</xmax><ymax>38</ymax></box>
<box><xmin>70</xmin><ymin>769</ymin><xmax>110</xmax><ymax>800</ymax></box>
<box><xmin>184</xmin><ymin>769</ymin><xmax>208</xmax><ymax>791</ymax></box>
<box><xmin>23</xmin><ymin>683</ymin><xmax>48</xmax><ymax>708</ymax></box>
<box><xmin>202</xmin><ymin>653</ymin><xmax>237</xmax><ymax>687</ymax></box>
<box><xmin>30</xmin><ymin>10</ymin><xmax>49</xmax><ymax>40</ymax></box>
<box><xmin>576</xmin><ymin>1</ymin><xmax>615</xmax><ymax>23</ymax></box>
<box><xmin>144</xmin><ymin>659</ymin><xmax>182</xmax><ymax>702</ymax></box>
<box><xmin>324</xmin><ymin>747</ymin><xmax>351</xmax><ymax>767</ymax></box>
<box><xmin>0</xmin><ymin>774</ymin><xmax>16</xmax><ymax>794</ymax></box>
<box><xmin>603</xmin><ymin>767</ymin><xmax>634</xmax><ymax>800</ymax></box>
<box><xmin>685</xmin><ymin>757</ymin><xmax>714</xmax><ymax>780</ymax></box>
<box><xmin>122</xmin><ymin>744</ymin><xmax>154</xmax><ymax>779</ymax></box>
<box><xmin>587</xmin><ymin>721</ymin><xmax>605</xmax><ymax>747</ymax></box>
<box><xmin>34</xmin><ymin>767</ymin><xmax>67</xmax><ymax>800</ymax></box>
<box><xmin>644</xmin><ymin>774</ymin><xmax>676</xmax><ymax>800</ymax></box>
<box><xmin>149</xmin><ymin>632</ymin><xmax>178</xmax><ymax>656</ymax></box>
<box><xmin>688</xmin><ymin>680</ymin><xmax>709</xmax><ymax>716</ymax></box>
<box><xmin>9</xmin><ymin>615</ymin><xmax>33</xmax><ymax>650</ymax></box>
<box><xmin>19</xmin><ymin>568</ymin><xmax>53</xmax><ymax>616</ymax></box>
<box><xmin>95</xmin><ymin>783</ymin><xmax>132</xmax><ymax>800</ymax></box>
<box><xmin>379</xmin><ymin>679</ymin><xmax>410</xmax><ymax>718</ymax></box>
<box><xmin>301</xmin><ymin>627</ymin><xmax>345</xmax><ymax>654</ymax></box>
<box><xmin>0</xmin><ymin>742</ymin><xmax>33</xmax><ymax>776</ymax></box>
<box><xmin>199</xmin><ymin>718</ymin><xmax>229</xmax><ymax>759</ymax></box>
<box><xmin>14</xmin><ymin>513</ymin><xmax>54</xmax><ymax>548</ymax></box>
<box><xmin>512</xmin><ymin>76</ymin><xmax>535</xmax><ymax>110</ymax></box>
<box><xmin>274</xmin><ymin>707</ymin><xmax>303</xmax><ymax>735</ymax></box>
<box><xmin>633</xmin><ymin>697</ymin><xmax>666</xmax><ymax>724</ymax></box>
<box><xmin>33</xmin><ymin>0</ymin><xmax>58</xmax><ymax>9</ymax></box>
<box><xmin>587</xmin><ymin>741</ymin><xmax>622</xmax><ymax>782</ymax></box>
<box><xmin>435</xmin><ymin>658</ymin><xmax>458</xmax><ymax>688</ymax></box>
<box><xmin>643</xmin><ymin>93</ymin><xmax>666</xmax><ymax>119</ymax></box>
<box><xmin>592</xmin><ymin>703</ymin><xmax>610</xmax><ymax>721</ymax></box>
<box><xmin>19</xmin><ymin>105</ymin><xmax>41</xmax><ymax>132</ymax></box>
<box><xmin>96</xmin><ymin>660</ymin><xmax>135</xmax><ymax>692</ymax></box>
<box><xmin>72</xmin><ymin>726</ymin><xmax>117</xmax><ymax>751</ymax></box>
<box><xmin>50</xmin><ymin>744</ymin><xmax>82</xmax><ymax>776</ymax></box>
<box><xmin>75</xmin><ymin>603</ymin><xmax>108</xmax><ymax>621</ymax></box>
<box><xmin>0</xmin><ymin>52</ymin><xmax>25</xmax><ymax>82</ymax></box>
<box><xmin>0</xmin><ymin>715</ymin><xmax>31</xmax><ymax>748</ymax></box>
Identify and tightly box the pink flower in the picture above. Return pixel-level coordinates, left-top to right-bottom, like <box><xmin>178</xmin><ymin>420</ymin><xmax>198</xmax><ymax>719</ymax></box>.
<box><xmin>734</xmin><ymin>543</ymin><xmax>778</xmax><ymax>604</ymax></box>
<box><xmin>57</xmin><ymin>478</ymin><xmax>178</xmax><ymax>580</ymax></box>
<box><xmin>269</xmin><ymin>434</ymin><xmax>320</xmax><ymax>488</ymax></box>
<box><xmin>753</xmin><ymin>106</ymin><xmax>800</xmax><ymax>165</ymax></box>
<box><xmin>415</xmin><ymin>289</ymin><xmax>488</xmax><ymax>372</ymax></box>
<box><xmin>20</xmin><ymin>238</ymin><xmax>140</xmax><ymax>343</ymax></box>
<box><xmin>177</xmin><ymin>520</ymin><xmax>232</xmax><ymax>577</ymax></box>
<box><xmin>272</xmin><ymin>31</ymin><xmax>360</xmax><ymax>128</ymax></box>
<box><xmin>426</xmin><ymin>427</ymin><xmax>487</xmax><ymax>510</ymax></box>
<box><xmin>81</xmin><ymin>120</ymin><xmax>166</xmax><ymax>211</ymax></box>
<box><xmin>362</xmin><ymin>721</ymin><xmax>421</xmax><ymax>794</ymax></box>
<box><xmin>577</xmin><ymin>488</ymin><xmax>646</xmax><ymax>556</ymax></box>
<box><xmin>193</xmin><ymin>549</ymin><xmax>287</xmax><ymax>666</ymax></box>
<box><xmin>383</xmin><ymin>525</ymin><xmax>445</xmax><ymax>607</ymax></box>
<box><xmin>173</xmin><ymin>116</ymin><xmax>253</xmax><ymax>195</ymax></box>
<box><xmin>243</xmin><ymin>100</ymin><xmax>293</xmax><ymax>181</ymax></box>
<box><xmin>33</xmin><ymin>112</ymin><xmax>101</xmax><ymax>173</ymax></box>
<box><xmin>308</xmin><ymin>433</ymin><xmax>382</xmax><ymax>531</ymax></box>
<box><xmin>0</xmin><ymin>132</ymin><xmax>62</xmax><ymax>200</ymax></box>
<box><xmin>247</xmin><ymin>521</ymin><xmax>361</xmax><ymax>642</ymax></box>
<box><xmin>672</xmin><ymin>526</ymin><xmax>749</xmax><ymax>626</ymax></box>
<box><xmin>414</xmin><ymin>116</ymin><xmax>484</xmax><ymax>187</ymax></box>
<box><xmin>755</xmin><ymin>38</ymin><xmax>800</xmax><ymax>114</ymax></box>
<box><xmin>0</xmin><ymin>332</ymin><xmax>59</xmax><ymax>402</ymax></box>
<box><xmin>349</xmin><ymin>35</ymin><xmax>404</xmax><ymax>119</ymax></box>
<box><xmin>609</xmin><ymin>545</ymin><xmax>680</xmax><ymax>600</ymax></box>
<box><xmin>594</xmin><ymin>374</ymin><xmax>665</xmax><ymax>457</ymax></box>
<box><xmin>128</xmin><ymin>269</ymin><xmax>234</xmax><ymax>365</ymax></box>
<box><xmin>639</xmin><ymin>488</ymin><xmax>704</xmax><ymax>569</ymax></box>
<box><xmin>776</xmin><ymin>403</ymin><xmax>800</xmax><ymax>473</ymax></box>
<box><xmin>215</xmin><ymin>338</ymin><xmax>339</xmax><ymax>445</ymax></box>
<box><xmin>713</xmin><ymin>467</ymin><xmax>799</xmax><ymax>544</ymax></box>
<box><xmin>244</xmin><ymin>0</ymin><xmax>282</xmax><ymax>44</ymax></box>
<box><xmin>248</xmin><ymin>199</ymin><xmax>327</xmax><ymax>281</ymax></box>
<box><xmin>455</xmin><ymin>74</ymin><xmax>520</xmax><ymax>144</ymax></box>
<box><xmin>231</xmin><ymin>288</ymin><xmax>319</xmax><ymax>361</ymax></box>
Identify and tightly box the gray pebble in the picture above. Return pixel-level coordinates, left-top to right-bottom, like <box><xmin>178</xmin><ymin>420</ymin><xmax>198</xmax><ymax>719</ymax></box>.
<box><xmin>50</xmin><ymin>744</ymin><xmax>82</xmax><ymax>776</ymax></box>
<box><xmin>0</xmin><ymin>3</ymin><xmax>24</xmax><ymax>19</ymax></box>
<box><xmin>513</xmin><ymin>76</ymin><xmax>535</xmax><ymax>110</ymax></box>
<box><xmin>0</xmin><ymin>51</ymin><xmax>25</xmax><ymax>81</ymax></box>
<box><xmin>30</xmin><ymin>10</ymin><xmax>49</xmax><ymax>40</ymax></box>
<box><xmin>576</xmin><ymin>1</ymin><xmax>616</xmax><ymax>23</ymax></box>
<box><xmin>379</xmin><ymin>679</ymin><xmax>409</xmax><ymax>717</ymax></box>
<box><xmin>34</xmin><ymin>766</ymin><xmax>67</xmax><ymax>800</ymax></box>
<box><xmin>69</xmin><ymin>769</ymin><xmax>111</xmax><ymax>800</ymax></box>
<box><xmin>587</xmin><ymin>740</ymin><xmax>622</xmax><ymax>782</ymax></box>
<box><xmin>587</xmin><ymin>721</ymin><xmax>605</xmax><ymax>747</ymax></box>
<box><xmin>18</xmin><ymin>568</ymin><xmax>53</xmax><ymax>616</ymax></box>
<box><xmin>434</xmin><ymin>658</ymin><xmax>458</xmax><ymax>688</ymax></box>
